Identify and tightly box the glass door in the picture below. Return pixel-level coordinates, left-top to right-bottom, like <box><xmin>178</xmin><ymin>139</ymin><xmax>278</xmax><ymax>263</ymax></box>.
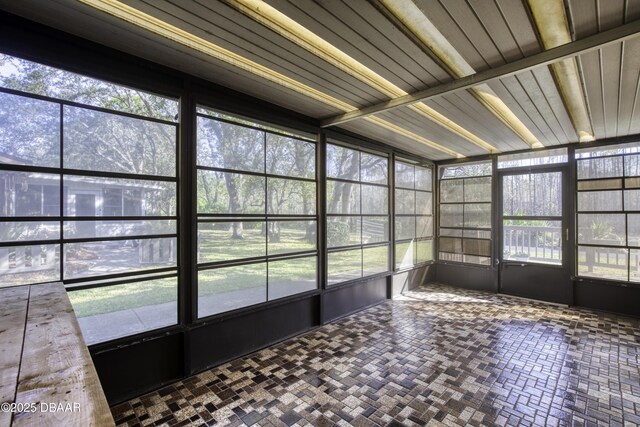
<box><xmin>498</xmin><ymin>168</ymin><xmax>570</xmax><ymax>303</ymax></box>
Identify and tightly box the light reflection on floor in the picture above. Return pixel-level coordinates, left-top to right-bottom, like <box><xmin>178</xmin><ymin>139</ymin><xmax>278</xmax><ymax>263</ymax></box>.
<box><xmin>112</xmin><ymin>283</ymin><xmax>640</xmax><ymax>426</ymax></box>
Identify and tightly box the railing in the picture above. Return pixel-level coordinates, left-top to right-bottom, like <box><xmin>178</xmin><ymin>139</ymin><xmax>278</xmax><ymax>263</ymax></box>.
<box><xmin>503</xmin><ymin>225</ymin><xmax>561</xmax><ymax>264</ymax></box>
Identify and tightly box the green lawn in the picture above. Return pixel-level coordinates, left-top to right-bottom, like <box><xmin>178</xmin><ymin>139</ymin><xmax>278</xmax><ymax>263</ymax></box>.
<box><xmin>69</xmin><ymin>277</ymin><xmax>177</xmax><ymax>317</ymax></box>
<box><xmin>198</xmin><ymin>226</ymin><xmax>315</xmax><ymax>262</ymax></box>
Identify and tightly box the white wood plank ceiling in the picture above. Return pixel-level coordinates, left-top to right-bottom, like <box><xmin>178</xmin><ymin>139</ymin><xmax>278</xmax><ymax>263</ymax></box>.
<box><xmin>0</xmin><ymin>0</ymin><xmax>639</xmax><ymax>160</ymax></box>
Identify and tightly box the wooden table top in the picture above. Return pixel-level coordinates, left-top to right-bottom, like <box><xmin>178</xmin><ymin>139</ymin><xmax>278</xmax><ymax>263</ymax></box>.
<box><xmin>0</xmin><ymin>282</ymin><xmax>114</xmax><ymax>427</ymax></box>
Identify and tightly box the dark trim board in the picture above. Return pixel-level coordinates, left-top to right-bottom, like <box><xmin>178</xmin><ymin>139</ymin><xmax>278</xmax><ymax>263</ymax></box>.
<box><xmin>91</xmin><ymin>332</ymin><xmax>185</xmax><ymax>405</ymax></box>
<box><xmin>574</xmin><ymin>280</ymin><xmax>640</xmax><ymax>317</ymax></box>
<box><xmin>188</xmin><ymin>296</ymin><xmax>320</xmax><ymax>374</ymax></box>
<box><xmin>435</xmin><ymin>263</ymin><xmax>497</xmax><ymax>292</ymax></box>
<box><xmin>321</xmin><ymin>277</ymin><xmax>388</xmax><ymax>324</ymax></box>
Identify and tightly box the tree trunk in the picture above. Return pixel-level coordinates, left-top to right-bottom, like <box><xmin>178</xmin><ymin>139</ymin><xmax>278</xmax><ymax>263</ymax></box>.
<box><xmin>225</xmin><ymin>174</ymin><xmax>244</xmax><ymax>239</ymax></box>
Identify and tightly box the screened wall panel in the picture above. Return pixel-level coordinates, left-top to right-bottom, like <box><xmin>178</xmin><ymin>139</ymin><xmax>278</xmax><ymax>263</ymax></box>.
<box><xmin>0</xmin><ymin>53</ymin><xmax>179</xmax><ymax>344</ymax></box>
<box><xmin>196</xmin><ymin>108</ymin><xmax>318</xmax><ymax>316</ymax></box>
<box><xmin>438</xmin><ymin>162</ymin><xmax>492</xmax><ymax>266</ymax></box>
<box><xmin>394</xmin><ymin>160</ymin><xmax>433</xmax><ymax>269</ymax></box>
<box><xmin>576</xmin><ymin>142</ymin><xmax>640</xmax><ymax>282</ymax></box>
<box><xmin>327</xmin><ymin>143</ymin><xmax>389</xmax><ymax>284</ymax></box>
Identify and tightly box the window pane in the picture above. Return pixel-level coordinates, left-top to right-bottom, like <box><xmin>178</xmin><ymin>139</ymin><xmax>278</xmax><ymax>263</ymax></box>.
<box><xmin>416</xmin><ymin>216</ymin><xmax>433</xmax><ymax>238</ymax></box>
<box><xmin>198</xmin><ymin>263</ymin><xmax>266</xmax><ymax>317</ymax></box>
<box><xmin>327</xmin><ymin>217</ymin><xmax>360</xmax><ymax>248</ymax></box>
<box><xmin>439</xmin><ymin>237</ymin><xmax>462</xmax><ymax>253</ymax></box>
<box><xmin>268</xmin><ymin>220</ymin><xmax>316</xmax><ymax>255</ymax></box>
<box><xmin>440</xmin><ymin>179</ymin><xmax>463</xmax><ymax>203</ymax></box>
<box><xmin>439</xmin><ymin>252</ymin><xmax>463</xmax><ymax>262</ymax></box>
<box><xmin>65</xmin><ymin>175</ymin><xmax>176</xmax><ymax>217</ymax></box>
<box><xmin>578</xmin><ymin>214</ymin><xmax>626</xmax><ymax>246</ymax></box>
<box><xmin>69</xmin><ymin>277</ymin><xmax>177</xmax><ymax>345</ymax></box>
<box><xmin>503</xmin><ymin>173</ymin><xmax>561</xmax><ymax>216</ymax></box>
<box><xmin>577</xmin><ymin>179</ymin><xmax>622</xmax><ymax>190</ymax></box>
<box><xmin>503</xmin><ymin>220</ymin><xmax>562</xmax><ymax>265</ymax></box>
<box><xmin>624</xmin><ymin>190</ymin><xmax>640</xmax><ymax>211</ymax></box>
<box><xmin>198</xmin><ymin>222</ymin><xmax>265</xmax><ymax>263</ymax></box>
<box><xmin>395</xmin><ymin>189</ymin><xmax>415</xmax><ymax>215</ymax></box>
<box><xmin>0</xmin><ymin>92</ymin><xmax>59</xmax><ymax>167</ymax></box>
<box><xmin>628</xmin><ymin>214</ymin><xmax>640</xmax><ymax>247</ymax></box>
<box><xmin>577</xmin><ymin>191</ymin><xmax>622</xmax><ymax>212</ymax></box>
<box><xmin>362</xmin><ymin>217</ymin><xmax>388</xmax><ymax>244</ymax></box>
<box><xmin>440</xmin><ymin>204</ymin><xmax>463</xmax><ymax>228</ymax></box>
<box><xmin>498</xmin><ymin>148</ymin><xmax>567</xmax><ymax>168</ymax></box>
<box><xmin>197</xmin><ymin>170</ymin><xmax>264</xmax><ymax>215</ymax></box>
<box><xmin>440</xmin><ymin>228</ymin><xmax>462</xmax><ymax>237</ymax></box>
<box><xmin>361</xmin><ymin>185</ymin><xmax>387</xmax><ymax>214</ymax></box>
<box><xmin>464</xmin><ymin>204</ymin><xmax>491</xmax><ymax>228</ymax></box>
<box><xmin>463</xmin><ymin>239</ymin><xmax>491</xmax><ymax>257</ymax></box>
<box><xmin>626</xmin><ymin>177</ymin><xmax>640</xmax><ymax>189</ymax></box>
<box><xmin>196</xmin><ymin>117</ymin><xmax>264</xmax><ymax>172</ymax></box>
<box><xmin>267</xmin><ymin>178</ymin><xmax>316</xmax><ymax>215</ymax></box>
<box><xmin>630</xmin><ymin>249</ymin><xmax>640</xmax><ymax>282</ymax></box>
<box><xmin>0</xmin><ymin>221</ymin><xmax>59</xmax><ymax>242</ymax></box>
<box><xmin>328</xmin><ymin>249</ymin><xmax>361</xmax><ymax>284</ymax></box>
<box><xmin>327</xmin><ymin>181</ymin><xmax>359</xmax><ymax>214</ymax></box>
<box><xmin>0</xmin><ymin>53</ymin><xmax>178</xmax><ymax>121</ymax></box>
<box><xmin>463</xmin><ymin>255</ymin><xmax>491</xmax><ymax>265</ymax></box>
<box><xmin>395</xmin><ymin>217</ymin><xmax>415</xmax><ymax>241</ymax></box>
<box><xmin>395</xmin><ymin>162</ymin><xmax>414</xmax><ymax>189</ymax></box>
<box><xmin>268</xmin><ymin>256</ymin><xmax>316</xmax><ymax>300</ymax></box>
<box><xmin>578</xmin><ymin>246</ymin><xmax>628</xmax><ymax>281</ymax></box>
<box><xmin>625</xmin><ymin>154</ymin><xmax>640</xmax><ymax>177</ymax></box>
<box><xmin>363</xmin><ymin>245</ymin><xmax>388</xmax><ymax>276</ymax></box>
<box><xmin>463</xmin><ymin>229</ymin><xmax>491</xmax><ymax>239</ymax></box>
<box><xmin>577</xmin><ymin>157</ymin><xmax>623</xmax><ymax>179</ymax></box>
<box><xmin>415</xmin><ymin>166</ymin><xmax>432</xmax><ymax>191</ymax></box>
<box><xmin>360</xmin><ymin>153</ymin><xmax>387</xmax><ymax>184</ymax></box>
<box><xmin>64</xmin><ymin>238</ymin><xmax>176</xmax><ymax>279</ymax></box>
<box><xmin>64</xmin><ymin>106</ymin><xmax>176</xmax><ymax>176</ymax></box>
<box><xmin>0</xmin><ymin>244</ymin><xmax>59</xmax><ymax>287</ymax></box>
<box><xmin>576</xmin><ymin>142</ymin><xmax>640</xmax><ymax>158</ymax></box>
<box><xmin>416</xmin><ymin>239</ymin><xmax>433</xmax><ymax>263</ymax></box>
<box><xmin>266</xmin><ymin>134</ymin><xmax>315</xmax><ymax>179</ymax></box>
<box><xmin>64</xmin><ymin>220</ymin><xmax>175</xmax><ymax>239</ymax></box>
<box><xmin>464</xmin><ymin>177</ymin><xmax>491</xmax><ymax>202</ymax></box>
<box><xmin>0</xmin><ymin>172</ymin><xmax>60</xmax><ymax>217</ymax></box>
<box><xmin>440</xmin><ymin>162</ymin><xmax>491</xmax><ymax>178</ymax></box>
<box><xmin>415</xmin><ymin>191</ymin><xmax>432</xmax><ymax>216</ymax></box>
<box><xmin>395</xmin><ymin>241</ymin><xmax>415</xmax><ymax>269</ymax></box>
<box><xmin>327</xmin><ymin>144</ymin><xmax>359</xmax><ymax>180</ymax></box>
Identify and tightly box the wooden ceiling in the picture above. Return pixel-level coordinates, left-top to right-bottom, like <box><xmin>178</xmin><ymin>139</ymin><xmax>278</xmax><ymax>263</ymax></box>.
<box><xmin>0</xmin><ymin>0</ymin><xmax>639</xmax><ymax>160</ymax></box>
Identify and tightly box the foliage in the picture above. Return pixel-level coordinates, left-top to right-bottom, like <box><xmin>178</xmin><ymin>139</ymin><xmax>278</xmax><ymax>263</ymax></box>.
<box><xmin>327</xmin><ymin>221</ymin><xmax>350</xmax><ymax>247</ymax></box>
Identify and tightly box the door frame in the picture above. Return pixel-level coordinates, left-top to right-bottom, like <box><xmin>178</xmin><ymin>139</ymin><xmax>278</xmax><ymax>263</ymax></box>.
<box><xmin>495</xmin><ymin>164</ymin><xmax>572</xmax><ymax>303</ymax></box>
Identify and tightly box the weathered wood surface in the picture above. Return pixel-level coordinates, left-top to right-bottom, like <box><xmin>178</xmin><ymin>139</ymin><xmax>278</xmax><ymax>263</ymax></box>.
<box><xmin>0</xmin><ymin>283</ymin><xmax>114</xmax><ymax>427</ymax></box>
<box><xmin>0</xmin><ymin>286</ymin><xmax>30</xmax><ymax>427</ymax></box>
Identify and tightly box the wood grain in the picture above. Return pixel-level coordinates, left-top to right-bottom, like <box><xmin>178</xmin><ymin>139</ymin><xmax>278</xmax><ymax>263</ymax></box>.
<box><xmin>0</xmin><ymin>286</ymin><xmax>30</xmax><ymax>427</ymax></box>
<box><xmin>12</xmin><ymin>283</ymin><xmax>114</xmax><ymax>427</ymax></box>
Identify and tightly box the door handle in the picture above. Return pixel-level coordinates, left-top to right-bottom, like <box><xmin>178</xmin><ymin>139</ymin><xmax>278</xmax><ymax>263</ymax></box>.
<box><xmin>566</xmin><ymin>228</ymin><xmax>569</xmax><ymax>241</ymax></box>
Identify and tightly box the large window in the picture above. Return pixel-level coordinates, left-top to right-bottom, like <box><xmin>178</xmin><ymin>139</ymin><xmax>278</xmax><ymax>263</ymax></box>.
<box><xmin>394</xmin><ymin>160</ymin><xmax>433</xmax><ymax>269</ymax></box>
<box><xmin>438</xmin><ymin>161</ymin><xmax>492</xmax><ymax>265</ymax></box>
<box><xmin>0</xmin><ymin>54</ymin><xmax>179</xmax><ymax>344</ymax></box>
<box><xmin>196</xmin><ymin>108</ymin><xmax>317</xmax><ymax>316</ymax></box>
<box><xmin>576</xmin><ymin>142</ymin><xmax>640</xmax><ymax>282</ymax></box>
<box><xmin>327</xmin><ymin>143</ymin><xmax>389</xmax><ymax>284</ymax></box>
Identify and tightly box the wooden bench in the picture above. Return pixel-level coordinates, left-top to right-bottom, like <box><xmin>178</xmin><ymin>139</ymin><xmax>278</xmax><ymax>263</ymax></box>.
<box><xmin>0</xmin><ymin>283</ymin><xmax>114</xmax><ymax>427</ymax></box>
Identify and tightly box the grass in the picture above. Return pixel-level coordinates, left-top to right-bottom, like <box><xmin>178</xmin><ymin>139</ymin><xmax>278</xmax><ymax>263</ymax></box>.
<box><xmin>198</xmin><ymin>226</ymin><xmax>314</xmax><ymax>262</ymax></box>
<box><xmin>68</xmin><ymin>277</ymin><xmax>177</xmax><ymax>317</ymax></box>
<box><xmin>69</xmin><ymin>251</ymin><xmax>318</xmax><ymax>317</ymax></box>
